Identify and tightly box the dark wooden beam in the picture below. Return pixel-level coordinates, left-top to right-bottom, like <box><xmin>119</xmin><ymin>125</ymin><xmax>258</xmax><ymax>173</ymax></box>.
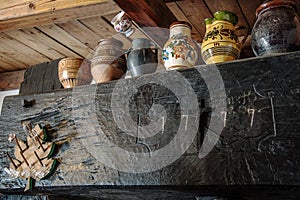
<box><xmin>1</xmin><ymin>51</ymin><xmax>300</xmax><ymax>199</ymax></box>
<box><xmin>113</xmin><ymin>0</ymin><xmax>177</xmax><ymax>47</ymax></box>
<box><xmin>163</xmin><ymin>0</ymin><xmax>183</xmax><ymax>3</ymax></box>
<box><xmin>0</xmin><ymin>70</ymin><xmax>25</xmax><ymax>91</ymax></box>
<box><xmin>19</xmin><ymin>59</ymin><xmax>63</xmax><ymax>95</ymax></box>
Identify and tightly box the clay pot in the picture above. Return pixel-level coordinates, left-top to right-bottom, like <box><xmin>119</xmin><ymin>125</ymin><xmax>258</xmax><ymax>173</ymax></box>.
<box><xmin>251</xmin><ymin>0</ymin><xmax>300</xmax><ymax>56</ymax></box>
<box><xmin>127</xmin><ymin>38</ymin><xmax>158</xmax><ymax>77</ymax></box>
<box><xmin>162</xmin><ymin>21</ymin><xmax>198</xmax><ymax>70</ymax></box>
<box><xmin>201</xmin><ymin>10</ymin><xmax>248</xmax><ymax>64</ymax></box>
<box><xmin>58</xmin><ymin>57</ymin><xmax>92</xmax><ymax>88</ymax></box>
<box><xmin>90</xmin><ymin>38</ymin><xmax>127</xmax><ymax>83</ymax></box>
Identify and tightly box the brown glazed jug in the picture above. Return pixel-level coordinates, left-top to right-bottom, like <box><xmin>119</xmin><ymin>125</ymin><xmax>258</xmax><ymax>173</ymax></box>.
<box><xmin>90</xmin><ymin>38</ymin><xmax>127</xmax><ymax>83</ymax></box>
<box><xmin>58</xmin><ymin>57</ymin><xmax>92</xmax><ymax>88</ymax></box>
<box><xmin>251</xmin><ymin>0</ymin><xmax>300</xmax><ymax>56</ymax></box>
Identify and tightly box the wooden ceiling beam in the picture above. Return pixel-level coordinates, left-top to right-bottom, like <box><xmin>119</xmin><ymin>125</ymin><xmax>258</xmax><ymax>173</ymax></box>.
<box><xmin>0</xmin><ymin>0</ymin><xmax>119</xmax><ymax>32</ymax></box>
<box><xmin>0</xmin><ymin>70</ymin><xmax>25</xmax><ymax>91</ymax></box>
<box><xmin>113</xmin><ymin>0</ymin><xmax>177</xmax><ymax>47</ymax></box>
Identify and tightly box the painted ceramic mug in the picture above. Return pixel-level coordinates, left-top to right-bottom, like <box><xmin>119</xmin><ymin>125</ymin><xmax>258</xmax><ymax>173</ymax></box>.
<box><xmin>111</xmin><ymin>11</ymin><xmax>135</xmax><ymax>37</ymax></box>
<box><xmin>201</xmin><ymin>10</ymin><xmax>248</xmax><ymax>64</ymax></box>
<box><xmin>162</xmin><ymin>21</ymin><xmax>198</xmax><ymax>70</ymax></box>
<box><xmin>58</xmin><ymin>57</ymin><xmax>92</xmax><ymax>88</ymax></box>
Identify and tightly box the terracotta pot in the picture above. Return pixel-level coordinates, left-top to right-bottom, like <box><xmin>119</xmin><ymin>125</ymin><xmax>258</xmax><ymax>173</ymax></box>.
<box><xmin>251</xmin><ymin>0</ymin><xmax>300</xmax><ymax>56</ymax></box>
<box><xmin>201</xmin><ymin>10</ymin><xmax>248</xmax><ymax>64</ymax></box>
<box><xmin>58</xmin><ymin>57</ymin><xmax>92</xmax><ymax>88</ymax></box>
<box><xmin>162</xmin><ymin>21</ymin><xmax>198</xmax><ymax>70</ymax></box>
<box><xmin>90</xmin><ymin>38</ymin><xmax>127</xmax><ymax>83</ymax></box>
<box><xmin>127</xmin><ymin>38</ymin><xmax>158</xmax><ymax>77</ymax></box>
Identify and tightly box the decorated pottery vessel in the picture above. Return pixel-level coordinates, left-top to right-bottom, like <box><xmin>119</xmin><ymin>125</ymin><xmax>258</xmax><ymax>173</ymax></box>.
<box><xmin>58</xmin><ymin>57</ymin><xmax>92</xmax><ymax>88</ymax></box>
<box><xmin>127</xmin><ymin>38</ymin><xmax>158</xmax><ymax>77</ymax></box>
<box><xmin>201</xmin><ymin>10</ymin><xmax>248</xmax><ymax>64</ymax></box>
<box><xmin>162</xmin><ymin>21</ymin><xmax>198</xmax><ymax>70</ymax></box>
<box><xmin>251</xmin><ymin>0</ymin><xmax>300</xmax><ymax>56</ymax></box>
<box><xmin>111</xmin><ymin>11</ymin><xmax>135</xmax><ymax>37</ymax></box>
<box><xmin>90</xmin><ymin>38</ymin><xmax>127</xmax><ymax>83</ymax></box>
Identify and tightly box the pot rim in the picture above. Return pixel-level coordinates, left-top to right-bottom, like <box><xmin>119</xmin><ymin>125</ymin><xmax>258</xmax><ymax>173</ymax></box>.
<box><xmin>111</xmin><ymin>10</ymin><xmax>125</xmax><ymax>25</ymax></box>
<box><xmin>97</xmin><ymin>38</ymin><xmax>124</xmax><ymax>47</ymax></box>
<box><xmin>213</xmin><ymin>10</ymin><xmax>239</xmax><ymax>25</ymax></box>
<box><xmin>169</xmin><ymin>21</ymin><xmax>192</xmax><ymax>30</ymax></box>
<box><xmin>256</xmin><ymin>0</ymin><xmax>297</xmax><ymax>17</ymax></box>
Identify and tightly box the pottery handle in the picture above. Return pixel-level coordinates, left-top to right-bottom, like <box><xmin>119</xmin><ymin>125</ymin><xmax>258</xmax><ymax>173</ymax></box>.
<box><xmin>124</xmin><ymin>48</ymin><xmax>132</xmax><ymax>58</ymax></box>
<box><xmin>149</xmin><ymin>41</ymin><xmax>158</xmax><ymax>55</ymax></box>
<box><xmin>235</xmin><ymin>26</ymin><xmax>249</xmax><ymax>47</ymax></box>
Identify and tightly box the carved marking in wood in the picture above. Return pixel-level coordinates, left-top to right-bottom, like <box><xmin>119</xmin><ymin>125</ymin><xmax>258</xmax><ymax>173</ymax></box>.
<box><xmin>253</xmin><ymin>85</ymin><xmax>277</xmax><ymax>152</ymax></box>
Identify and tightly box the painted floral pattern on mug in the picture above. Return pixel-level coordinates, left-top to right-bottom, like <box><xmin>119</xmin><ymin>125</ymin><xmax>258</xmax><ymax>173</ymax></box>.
<box><xmin>203</xmin><ymin>25</ymin><xmax>238</xmax><ymax>43</ymax></box>
<box><xmin>162</xmin><ymin>33</ymin><xmax>196</xmax><ymax>63</ymax></box>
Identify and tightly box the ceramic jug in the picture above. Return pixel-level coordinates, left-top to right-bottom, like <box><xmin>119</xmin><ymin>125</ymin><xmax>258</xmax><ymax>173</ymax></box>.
<box><xmin>111</xmin><ymin>11</ymin><xmax>135</xmax><ymax>37</ymax></box>
<box><xmin>201</xmin><ymin>10</ymin><xmax>248</xmax><ymax>64</ymax></box>
<box><xmin>90</xmin><ymin>38</ymin><xmax>127</xmax><ymax>83</ymax></box>
<box><xmin>251</xmin><ymin>0</ymin><xmax>300</xmax><ymax>56</ymax></box>
<box><xmin>162</xmin><ymin>21</ymin><xmax>198</xmax><ymax>70</ymax></box>
<box><xmin>127</xmin><ymin>38</ymin><xmax>158</xmax><ymax>77</ymax></box>
<box><xmin>58</xmin><ymin>57</ymin><xmax>92</xmax><ymax>88</ymax></box>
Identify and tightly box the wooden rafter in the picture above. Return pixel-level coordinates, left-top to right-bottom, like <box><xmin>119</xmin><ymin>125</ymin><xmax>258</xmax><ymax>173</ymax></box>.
<box><xmin>0</xmin><ymin>0</ymin><xmax>119</xmax><ymax>32</ymax></box>
<box><xmin>0</xmin><ymin>70</ymin><xmax>25</xmax><ymax>91</ymax></box>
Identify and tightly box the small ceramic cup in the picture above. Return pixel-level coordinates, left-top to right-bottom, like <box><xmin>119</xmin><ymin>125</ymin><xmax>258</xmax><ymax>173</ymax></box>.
<box><xmin>111</xmin><ymin>11</ymin><xmax>135</xmax><ymax>37</ymax></box>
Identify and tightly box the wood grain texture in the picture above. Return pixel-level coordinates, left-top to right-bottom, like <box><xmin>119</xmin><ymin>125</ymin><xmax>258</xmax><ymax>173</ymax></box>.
<box><xmin>0</xmin><ymin>58</ymin><xmax>19</xmax><ymax>72</ymax></box>
<box><xmin>0</xmin><ymin>0</ymin><xmax>119</xmax><ymax>32</ymax></box>
<box><xmin>204</xmin><ymin>0</ymin><xmax>250</xmax><ymax>28</ymax></box>
<box><xmin>174</xmin><ymin>0</ymin><xmax>211</xmax><ymax>43</ymax></box>
<box><xmin>0</xmin><ymin>70</ymin><xmax>25</xmax><ymax>91</ymax></box>
<box><xmin>0</xmin><ymin>54</ymin><xmax>28</xmax><ymax>72</ymax></box>
<box><xmin>37</xmin><ymin>24</ymin><xmax>93</xmax><ymax>58</ymax></box>
<box><xmin>4</xmin><ymin>30</ymin><xmax>64</xmax><ymax>60</ymax></box>
<box><xmin>238</xmin><ymin>0</ymin><xmax>262</xmax><ymax>28</ymax></box>
<box><xmin>57</xmin><ymin>20</ymin><xmax>102</xmax><ymax>50</ymax></box>
<box><xmin>0</xmin><ymin>51</ymin><xmax>300</xmax><ymax>199</ymax></box>
<box><xmin>0</xmin><ymin>34</ymin><xmax>50</xmax><ymax>66</ymax></box>
<box><xmin>79</xmin><ymin>16</ymin><xmax>132</xmax><ymax>50</ymax></box>
<box><xmin>166</xmin><ymin>2</ymin><xmax>202</xmax><ymax>43</ymax></box>
<box><xmin>19</xmin><ymin>59</ymin><xmax>63</xmax><ymax>95</ymax></box>
<box><xmin>20</xmin><ymin>28</ymin><xmax>80</xmax><ymax>58</ymax></box>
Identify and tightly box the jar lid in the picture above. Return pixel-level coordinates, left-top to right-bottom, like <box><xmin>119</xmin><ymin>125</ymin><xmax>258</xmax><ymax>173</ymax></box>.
<box><xmin>169</xmin><ymin>21</ymin><xmax>192</xmax><ymax>30</ymax></box>
<box><xmin>256</xmin><ymin>0</ymin><xmax>297</xmax><ymax>17</ymax></box>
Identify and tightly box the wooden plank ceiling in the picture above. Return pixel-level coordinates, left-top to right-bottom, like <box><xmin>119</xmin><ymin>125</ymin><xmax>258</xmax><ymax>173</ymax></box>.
<box><xmin>0</xmin><ymin>0</ymin><xmax>148</xmax><ymax>74</ymax></box>
<box><xmin>0</xmin><ymin>0</ymin><xmax>300</xmax><ymax>75</ymax></box>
